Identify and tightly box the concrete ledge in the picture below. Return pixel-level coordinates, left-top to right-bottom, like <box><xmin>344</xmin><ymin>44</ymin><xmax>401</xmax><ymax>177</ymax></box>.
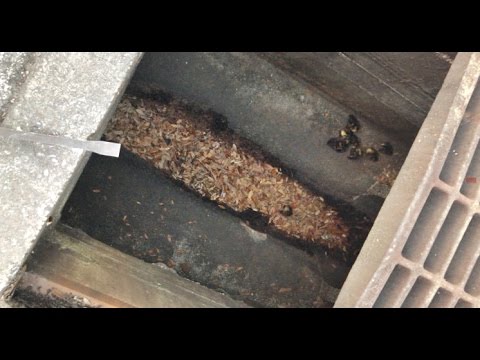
<box><xmin>14</xmin><ymin>224</ymin><xmax>246</xmax><ymax>308</ymax></box>
<box><xmin>0</xmin><ymin>52</ymin><xmax>143</xmax><ymax>298</ymax></box>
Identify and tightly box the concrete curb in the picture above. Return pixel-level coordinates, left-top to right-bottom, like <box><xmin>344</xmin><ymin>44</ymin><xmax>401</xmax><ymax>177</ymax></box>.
<box><xmin>0</xmin><ymin>52</ymin><xmax>143</xmax><ymax>299</ymax></box>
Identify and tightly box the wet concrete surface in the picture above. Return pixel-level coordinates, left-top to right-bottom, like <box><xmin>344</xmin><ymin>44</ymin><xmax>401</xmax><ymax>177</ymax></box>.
<box><xmin>61</xmin><ymin>150</ymin><xmax>349</xmax><ymax>307</ymax></box>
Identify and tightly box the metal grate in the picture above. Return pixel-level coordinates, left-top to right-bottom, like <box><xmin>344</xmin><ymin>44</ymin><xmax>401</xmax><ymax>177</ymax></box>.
<box><xmin>335</xmin><ymin>53</ymin><xmax>480</xmax><ymax>308</ymax></box>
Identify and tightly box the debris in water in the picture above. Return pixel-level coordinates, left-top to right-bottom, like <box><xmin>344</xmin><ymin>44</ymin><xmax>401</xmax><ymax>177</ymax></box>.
<box><xmin>375</xmin><ymin>164</ymin><xmax>398</xmax><ymax>187</ymax></box>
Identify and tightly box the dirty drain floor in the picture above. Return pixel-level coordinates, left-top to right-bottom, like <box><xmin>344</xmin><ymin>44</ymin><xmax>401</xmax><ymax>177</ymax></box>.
<box><xmin>104</xmin><ymin>94</ymin><xmax>371</xmax><ymax>259</ymax></box>
<box><xmin>61</xmin><ymin>91</ymin><xmax>375</xmax><ymax>307</ymax></box>
<box><xmin>61</xmin><ymin>151</ymin><xmax>346</xmax><ymax>307</ymax></box>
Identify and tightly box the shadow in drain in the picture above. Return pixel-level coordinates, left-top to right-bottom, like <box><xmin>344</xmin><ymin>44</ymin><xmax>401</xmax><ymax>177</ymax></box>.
<box><xmin>62</xmin><ymin>150</ymin><xmax>353</xmax><ymax>308</ymax></box>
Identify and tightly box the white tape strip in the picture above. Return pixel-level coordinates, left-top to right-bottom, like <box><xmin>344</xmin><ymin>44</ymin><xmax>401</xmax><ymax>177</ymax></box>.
<box><xmin>0</xmin><ymin>127</ymin><xmax>121</xmax><ymax>157</ymax></box>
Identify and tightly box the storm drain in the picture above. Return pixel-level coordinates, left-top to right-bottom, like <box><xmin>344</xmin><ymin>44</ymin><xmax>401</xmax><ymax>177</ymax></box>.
<box><xmin>1</xmin><ymin>52</ymin><xmax>461</xmax><ymax>307</ymax></box>
<box><xmin>335</xmin><ymin>52</ymin><xmax>480</xmax><ymax>308</ymax></box>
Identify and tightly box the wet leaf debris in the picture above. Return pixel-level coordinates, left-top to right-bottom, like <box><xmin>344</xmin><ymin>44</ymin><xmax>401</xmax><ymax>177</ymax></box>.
<box><xmin>105</xmin><ymin>95</ymin><xmax>363</xmax><ymax>253</ymax></box>
<box><xmin>375</xmin><ymin>164</ymin><xmax>399</xmax><ymax>188</ymax></box>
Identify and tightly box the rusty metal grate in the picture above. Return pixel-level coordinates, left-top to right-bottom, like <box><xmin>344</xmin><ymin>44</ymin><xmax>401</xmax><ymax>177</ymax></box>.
<box><xmin>335</xmin><ymin>53</ymin><xmax>480</xmax><ymax>308</ymax></box>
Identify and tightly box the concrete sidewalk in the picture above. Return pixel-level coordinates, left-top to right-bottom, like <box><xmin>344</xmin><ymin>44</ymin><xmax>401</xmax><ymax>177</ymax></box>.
<box><xmin>0</xmin><ymin>52</ymin><xmax>143</xmax><ymax>299</ymax></box>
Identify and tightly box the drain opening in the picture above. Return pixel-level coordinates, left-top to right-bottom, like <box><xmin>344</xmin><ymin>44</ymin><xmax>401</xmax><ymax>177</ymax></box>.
<box><xmin>423</xmin><ymin>201</ymin><xmax>470</xmax><ymax>275</ymax></box>
<box><xmin>464</xmin><ymin>255</ymin><xmax>480</xmax><ymax>297</ymax></box>
<box><xmin>445</xmin><ymin>214</ymin><xmax>480</xmax><ymax>285</ymax></box>
<box><xmin>455</xmin><ymin>299</ymin><xmax>474</xmax><ymax>308</ymax></box>
<box><xmin>429</xmin><ymin>288</ymin><xmax>454</xmax><ymax>308</ymax></box>
<box><xmin>373</xmin><ymin>265</ymin><xmax>412</xmax><ymax>308</ymax></box>
<box><xmin>402</xmin><ymin>188</ymin><xmax>450</xmax><ymax>263</ymax></box>
<box><xmin>401</xmin><ymin>276</ymin><xmax>434</xmax><ymax>308</ymax></box>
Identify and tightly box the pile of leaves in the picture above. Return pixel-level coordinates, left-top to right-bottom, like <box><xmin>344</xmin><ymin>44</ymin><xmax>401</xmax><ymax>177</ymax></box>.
<box><xmin>105</xmin><ymin>95</ymin><xmax>359</xmax><ymax>253</ymax></box>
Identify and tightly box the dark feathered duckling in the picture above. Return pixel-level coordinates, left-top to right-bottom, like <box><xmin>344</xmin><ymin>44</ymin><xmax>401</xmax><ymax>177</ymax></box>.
<box><xmin>365</xmin><ymin>147</ymin><xmax>379</xmax><ymax>162</ymax></box>
<box><xmin>339</xmin><ymin>127</ymin><xmax>360</xmax><ymax>147</ymax></box>
<box><xmin>347</xmin><ymin>131</ymin><xmax>360</xmax><ymax>147</ymax></box>
<box><xmin>280</xmin><ymin>205</ymin><xmax>293</xmax><ymax>216</ymax></box>
<box><xmin>327</xmin><ymin>137</ymin><xmax>349</xmax><ymax>153</ymax></box>
<box><xmin>241</xmin><ymin>208</ymin><xmax>270</xmax><ymax>230</ymax></box>
<box><xmin>211</xmin><ymin>113</ymin><xmax>229</xmax><ymax>132</ymax></box>
<box><xmin>346</xmin><ymin>115</ymin><xmax>360</xmax><ymax>133</ymax></box>
<box><xmin>378</xmin><ymin>142</ymin><xmax>394</xmax><ymax>156</ymax></box>
<box><xmin>347</xmin><ymin>146</ymin><xmax>363</xmax><ymax>160</ymax></box>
